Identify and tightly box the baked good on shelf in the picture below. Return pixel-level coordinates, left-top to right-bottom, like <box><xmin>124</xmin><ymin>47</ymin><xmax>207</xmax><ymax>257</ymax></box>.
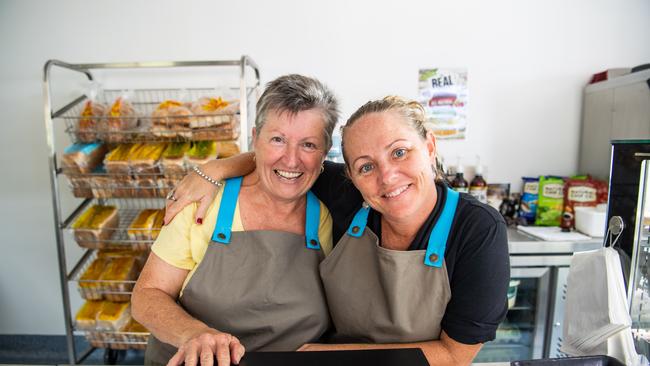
<box><xmin>162</xmin><ymin>142</ymin><xmax>190</xmax><ymax>178</ymax></box>
<box><xmin>158</xmin><ymin>177</ymin><xmax>181</xmax><ymax>199</ymax></box>
<box><xmin>78</xmin><ymin>257</ymin><xmax>111</xmax><ymax>300</ymax></box>
<box><xmin>68</xmin><ymin>177</ymin><xmax>93</xmax><ymax>198</ymax></box>
<box><xmin>72</xmin><ymin>205</ymin><xmax>119</xmax><ymax>248</ymax></box>
<box><xmin>150</xmin><ymin>100</ymin><xmax>192</xmax><ymax>138</ymax></box>
<box><xmin>77</xmin><ymin>100</ymin><xmax>107</xmax><ymax>142</ymax></box>
<box><xmin>99</xmin><ymin>256</ymin><xmax>139</xmax><ymax>301</ymax></box>
<box><xmin>62</xmin><ymin>142</ymin><xmax>108</xmax><ymax>174</ymax></box>
<box><xmin>186</xmin><ymin>141</ymin><xmax>217</xmax><ymax>167</ymax></box>
<box><xmin>96</xmin><ymin>301</ymin><xmax>131</xmax><ymax>331</ymax></box>
<box><xmin>189</xmin><ymin>97</ymin><xmax>239</xmax><ymax>128</ymax></box>
<box><xmin>129</xmin><ymin>142</ymin><xmax>166</xmax><ymax>175</ymax></box>
<box><xmin>104</xmin><ymin>144</ymin><xmax>136</xmax><ymax>175</ymax></box>
<box><xmin>127</xmin><ymin>209</ymin><xmax>158</xmax><ymax>241</ymax></box>
<box><xmin>215</xmin><ymin>141</ymin><xmax>240</xmax><ymax>158</ymax></box>
<box><xmin>191</xmin><ymin>117</ymin><xmax>240</xmax><ymax>141</ymax></box>
<box><xmin>75</xmin><ymin>300</ymin><xmax>103</xmax><ymax>331</ymax></box>
<box><xmin>127</xmin><ymin>209</ymin><xmax>165</xmax><ymax>242</ymax></box>
<box><xmin>102</xmin><ymin>97</ymin><xmax>138</xmax><ymax>143</ymax></box>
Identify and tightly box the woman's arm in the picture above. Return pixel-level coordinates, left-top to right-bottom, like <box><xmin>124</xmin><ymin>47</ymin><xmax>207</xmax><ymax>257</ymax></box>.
<box><xmin>164</xmin><ymin>152</ymin><xmax>255</xmax><ymax>225</ymax></box>
<box><xmin>132</xmin><ymin>253</ymin><xmax>245</xmax><ymax>366</ymax></box>
<box><xmin>297</xmin><ymin>331</ymin><xmax>480</xmax><ymax>366</ymax></box>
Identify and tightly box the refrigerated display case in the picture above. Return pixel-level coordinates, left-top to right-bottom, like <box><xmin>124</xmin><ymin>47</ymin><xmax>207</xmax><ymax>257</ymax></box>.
<box><xmin>43</xmin><ymin>58</ymin><xmax>261</xmax><ymax>364</ymax></box>
<box><xmin>627</xmin><ymin>150</ymin><xmax>650</xmax><ymax>358</ymax></box>
<box><xmin>473</xmin><ymin>229</ymin><xmax>602</xmax><ymax>363</ymax></box>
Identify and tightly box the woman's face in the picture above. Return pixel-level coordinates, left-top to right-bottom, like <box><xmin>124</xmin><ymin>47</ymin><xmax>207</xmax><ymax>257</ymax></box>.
<box><xmin>253</xmin><ymin>108</ymin><xmax>327</xmax><ymax>203</ymax></box>
<box><xmin>344</xmin><ymin>111</ymin><xmax>437</xmax><ymax>222</ymax></box>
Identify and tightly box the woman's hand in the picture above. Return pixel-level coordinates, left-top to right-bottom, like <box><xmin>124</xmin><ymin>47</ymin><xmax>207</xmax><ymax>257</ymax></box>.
<box><xmin>164</xmin><ymin>152</ymin><xmax>256</xmax><ymax>225</ymax></box>
<box><xmin>168</xmin><ymin>328</ymin><xmax>245</xmax><ymax>366</ymax></box>
<box><xmin>164</xmin><ymin>169</ymin><xmax>218</xmax><ymax>226</ymax></box>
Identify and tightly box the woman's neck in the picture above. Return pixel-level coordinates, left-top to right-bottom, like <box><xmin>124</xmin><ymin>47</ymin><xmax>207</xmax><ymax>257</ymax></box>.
<box><xmin>241</xmin><ymin>170</ymin><xmax>306</xmax><ymax>217</ymax></box>
<box><xmin>380</xmin><ymin>185</ymin><xmax>438</xmax><ymax>251</ymax></box>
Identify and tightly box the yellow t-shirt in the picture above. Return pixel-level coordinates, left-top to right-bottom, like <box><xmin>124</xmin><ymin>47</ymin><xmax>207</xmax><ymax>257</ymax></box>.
<box><xmin>152</xmin><ymin>187</ymin><xmax>333</xmax><ymax>292</ymax></box>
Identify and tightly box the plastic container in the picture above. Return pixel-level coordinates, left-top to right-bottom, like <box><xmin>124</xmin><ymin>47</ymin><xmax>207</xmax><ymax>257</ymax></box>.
<box><xmin>508</xmin><ymin>280</ymin><xmax>521</xmax><ymax>309</ymax></box>
<box><xmin>510</xmin><ymin>355</ymin><xmax>625</xmax><ymax>366</ymax></box>
<box><xmin>574</xmin><ymin>204</ymin><xmax>607</xmax><ymax>237</ymax></box>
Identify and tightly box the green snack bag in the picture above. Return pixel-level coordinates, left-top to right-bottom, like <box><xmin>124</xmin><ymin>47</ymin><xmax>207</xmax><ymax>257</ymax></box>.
<box><xmin>535</xmin><ymin>176</ymin><xmax>565</xmax><ymax>226</ymax></box>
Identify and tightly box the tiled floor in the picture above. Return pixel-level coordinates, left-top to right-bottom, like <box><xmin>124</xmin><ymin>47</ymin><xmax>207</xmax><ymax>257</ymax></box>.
<box><xmin>0</xmin><ymin>335</ymin><xmax>144</xmax><ymax>365</ymax></box>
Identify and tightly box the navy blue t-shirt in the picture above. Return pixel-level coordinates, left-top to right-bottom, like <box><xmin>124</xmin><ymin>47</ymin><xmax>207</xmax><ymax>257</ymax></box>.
<box><xmin>311</xmin><ymin>161</ymin><xmax>510</xmax><ymax>344</ymax></box>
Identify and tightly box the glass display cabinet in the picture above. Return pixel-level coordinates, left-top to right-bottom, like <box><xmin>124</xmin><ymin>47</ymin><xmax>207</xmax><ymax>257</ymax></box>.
<box><xmin>628</xmin><ymin>153</ymin><xmax>650</xmax><ymax>358</ymax></box>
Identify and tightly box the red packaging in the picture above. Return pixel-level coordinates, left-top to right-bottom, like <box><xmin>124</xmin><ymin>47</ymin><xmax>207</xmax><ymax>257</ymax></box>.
<box><xmin>561</xmin><ymin>179</ymin><xmax>599</xmax><ymax>229</ymax></box>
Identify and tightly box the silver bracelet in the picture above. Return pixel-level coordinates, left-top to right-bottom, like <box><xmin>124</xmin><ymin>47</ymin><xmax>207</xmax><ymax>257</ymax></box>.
<box><xmin>192</xmin><ymin>165</ymin><xmax>224</xmax><ymax>188</ymax></box>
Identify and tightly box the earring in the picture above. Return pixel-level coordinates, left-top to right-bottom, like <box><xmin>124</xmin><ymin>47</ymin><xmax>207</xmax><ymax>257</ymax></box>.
<box><xmin>320</xmin><ymin>164</ymin><xmax>324</xmax><ymax>174</ymax></box>
<box><xmin>252</xmin><ymin>155</ymin><xmax>256</xmax><ymax>162</ymax></box>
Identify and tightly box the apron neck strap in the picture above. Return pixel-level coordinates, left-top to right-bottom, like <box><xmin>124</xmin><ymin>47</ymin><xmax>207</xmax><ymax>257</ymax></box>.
<box><xmin>211</xmin><ymin>177</ymin><xmax>322</xmax><ymax>249</ymax></box>
<box><xmin>212</xmin><ymin>176</ymin><xmax>243</xmax><ymax>244</ymax></box>
<box><xmin>347</xmin><ymin>203</ymin><xmax>370</xmax><ymax>237</ymax></box>
<box><xmin>424</xmin><ymin>187</ymin><xmax>460</xmax><ymax>268</ymax></box>
<box><xmin>304</xmin><ymin>191</ymin><xmax>321</xmax><ymax>250</ymax></box>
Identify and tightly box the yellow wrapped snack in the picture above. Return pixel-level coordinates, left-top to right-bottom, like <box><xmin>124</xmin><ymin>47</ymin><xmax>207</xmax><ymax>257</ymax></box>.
<box><xmin>72</xmin><ymin>205</ymin><xmax>119</xmax><ymax>248</ymax></box>
<box><xmin>96</xmin><ymin>301</ymin><xmax>131</xmax><ymax>331</ymax></box>
<box><xmin>78</xmin><ymin>257</ymin><xmax>111</xmax><ymax>300</ymax></box>
<box><xmin>75</xmin><ymin>300</ymin><xmax>103</xmax><ymax>331</ymax></box>
<box><xmin>127</xmin><ymin>209</ymin><xmax>158</xmax><ymax>240</ymax></box>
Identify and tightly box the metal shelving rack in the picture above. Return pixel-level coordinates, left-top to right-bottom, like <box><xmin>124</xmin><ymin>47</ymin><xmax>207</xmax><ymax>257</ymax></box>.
<box><xmin>43</xmin><ymin>57</ymin><xmax>261</xmax><ymax>364</ymax></box>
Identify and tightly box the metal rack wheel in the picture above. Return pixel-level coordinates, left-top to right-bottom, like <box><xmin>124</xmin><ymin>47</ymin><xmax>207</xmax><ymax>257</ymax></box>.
<box><xmin>103</xmin><ymin>348</ymin><xmax>126</xmax><ymax>365</ymax></box>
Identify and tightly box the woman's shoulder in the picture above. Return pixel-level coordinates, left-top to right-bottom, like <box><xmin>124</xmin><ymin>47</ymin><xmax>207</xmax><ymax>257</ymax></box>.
<box><xmin>455</xmin><ymin>193</ymin><xmax>506</xmax><ymax>230</ymax></box>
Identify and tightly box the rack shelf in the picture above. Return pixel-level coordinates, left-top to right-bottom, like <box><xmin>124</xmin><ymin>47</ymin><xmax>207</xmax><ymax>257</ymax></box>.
<box><xmin>44</xmin><ymin>57</ymin><xmax>261</xmax><ymax>365</ymax></box>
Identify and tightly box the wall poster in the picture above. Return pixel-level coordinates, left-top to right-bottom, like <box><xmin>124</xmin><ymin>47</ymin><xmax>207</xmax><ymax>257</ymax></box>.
<box><xmin>418</xmin><ymin>68</ymin><xmax>468</xmax><ymax>140</ymax></box>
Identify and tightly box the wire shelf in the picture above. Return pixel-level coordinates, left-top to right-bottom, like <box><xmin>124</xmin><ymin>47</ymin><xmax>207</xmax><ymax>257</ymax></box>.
<box><xmin>64</xmin><ymin>171</ymin><xmax>181</xmax><ymax>199</ymax></box>
<box><xmin>67</xmin><ymin>198</ymin><xmax>166</xmax><ymax>250</ymax></box>
<box><xmin>85</xmin><ymin>330</ymin><xmax>149</xmax><ymax>350</ymax></box>
<box><xmin>71</xmin><ymin>249</ymin><xmax>147</xmax><ymax>301</ymax></box>
<box><xmin>61</xmin><ymin>88</ymin><xmax>243</xmax><ymax>143</ymax></box>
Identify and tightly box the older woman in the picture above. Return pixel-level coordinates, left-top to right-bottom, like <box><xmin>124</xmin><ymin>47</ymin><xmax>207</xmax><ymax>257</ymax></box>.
<box><xmin>165</xmin><ymin>96</ymin><xmax>509</xmax><ymax>366</ymax></box>
<box><xmin>131</xmin><ymin>74</ymin><xmax>338</xmax><ymax>366</ymax></box>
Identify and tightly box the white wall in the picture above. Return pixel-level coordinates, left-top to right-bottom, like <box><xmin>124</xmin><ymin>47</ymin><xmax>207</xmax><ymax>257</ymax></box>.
<box><xmin>0</xmin><ymin>0</ymin><xmax>649</xmax><ymax>335</ymax></box>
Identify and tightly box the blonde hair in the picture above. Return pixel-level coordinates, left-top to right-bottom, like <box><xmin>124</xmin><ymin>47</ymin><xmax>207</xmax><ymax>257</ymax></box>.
<box><xmin>341</xmin><ymin>96</ymin><xmax>445</xmax><ymax>182</ymax></box>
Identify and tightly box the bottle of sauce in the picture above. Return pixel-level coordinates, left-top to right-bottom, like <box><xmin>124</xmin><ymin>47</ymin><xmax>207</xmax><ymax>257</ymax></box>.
<box><xmin>451</xmin><ymin>162</ymin><xmax>469</xmax><ymax>193</ymax></box>
<box><xmin>469</xmin><ymin>163</ymin><xmax>488</xmax><ymax>204</ymax></box>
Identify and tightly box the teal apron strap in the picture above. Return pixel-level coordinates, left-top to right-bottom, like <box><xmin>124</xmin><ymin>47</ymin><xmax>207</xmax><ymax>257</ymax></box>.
<box><xmin>424</xmin><ymin>187</ymin><xmax>460</xmax><ymax>268</ymax></box>
<box><xmin>305</xmin><ymin>191</ymin><xmax>321</xmax><ymax>250</ymax></box>
<box><xmin>346</xmin><ymin>203</ymin><xmax>370</xmax><ymax>237</ymax></box>
<box><xmin>211</xmin><ymin>176</ymin><xmax>243</xmax><ymax>244</ymax></box>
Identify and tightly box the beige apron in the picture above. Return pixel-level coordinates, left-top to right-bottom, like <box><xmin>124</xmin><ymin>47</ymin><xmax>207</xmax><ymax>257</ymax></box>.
<box><xmin>146</xmin><ymin>177</ymin><xmax>330</xmax><ymax>365</ymax></box>
<box><xmin>320</xmin><ymin>187</ymin><xmax>459</xmax><ymax>344</ymax></box>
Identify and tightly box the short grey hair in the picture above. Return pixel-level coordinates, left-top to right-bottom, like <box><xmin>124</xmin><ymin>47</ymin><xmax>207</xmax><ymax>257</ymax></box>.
<box><xmin>255</xmin><ymin>74</ymin><xmax>339</xmax><ymax>152</ymax></box>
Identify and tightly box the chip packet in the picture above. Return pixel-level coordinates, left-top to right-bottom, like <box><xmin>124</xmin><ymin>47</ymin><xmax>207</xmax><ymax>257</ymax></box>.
<box><xmin>519</xmin><ymin>177</ymin><xmax>539</xmax><ymax>225</ymax></box>
<box><xmin>535</xmin><ymin>176</ymin><xmax>565</xmax><ymax>226</ymax></box>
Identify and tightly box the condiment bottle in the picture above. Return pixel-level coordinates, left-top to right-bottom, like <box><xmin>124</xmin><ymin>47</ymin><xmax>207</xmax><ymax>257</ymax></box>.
<box><xmin>469</xmin><ymin>162</ymin><xmax>488</xmax><ymax>204</ymax></box>
<box><xmin>451</xmin><ymin>162</ymin><xmax>469</xmax><ymax>193</ymax></box>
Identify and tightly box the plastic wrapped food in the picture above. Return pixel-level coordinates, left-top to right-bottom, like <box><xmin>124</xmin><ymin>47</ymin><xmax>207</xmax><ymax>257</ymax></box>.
<box><xmin>127</xmin><ymin>209</ymin><xmax>159</xmax><ymax>241</ymax></box>
<box><xmin>162</xmin><ymin>142</ymin><xmax>191</xmax><ymax>178</ymax></box>
<box><xmin>186</xmin><ymin>141</ymin><xmax>217</xmax><ymax>167</ymax></box>
<box><xmin>72</xmin><ymin>205</ymin><xmax>119</xmax><ymax>248</ymax></box>
<box><xmin>102</xmin><ymin>95</ymin><xmax>138</xmax><ymax>143</ymax></box>
<box><xmin>77</xmin><ymin>100</ymin><xmax>108</xmax><ymax>142</ymax></box>
<box><xmin>129</xmin><ymin>142</ymin><xmax>166</xmax><ymax>175</ymax></box>
<box><xmin>215</xmin><ymin>141</ymin><xmax>240</xmax><ymax>158</ymax></box>
<box><xmin>75</xmin><ymin>300</ymin><xmax>103</xmax><ymax>331</ymax></box>
<box><xmin>151</xmin><ymin>100</ymin><xmax>192</xmax><ymax>138</ymax></box>
<box><xmin>191</xmin><ymin>115</ymin><xmax>240</xmax><ymax>141</ymax></box>
<box><xmin>62</xmin><ymin>142</ymin><xmax>107</xmax><ymax>174</ymax></box>
<box><xmin>104</xmin><ymin>144</ymin><xmax>136</xmax><ymax>175</ymax></box>
<box><xmin>99</xmin><ymin>256</ymin><xmax>139</xmax><ymax>302</ymax></box>
<box><xmin>190</xmin><ymin>97</ymin><xmax>239</xmax><ymax>128</ymax></box>
<box><xmin>78</xmin><ymin>257</ymin><xmax>111</xmax><ymax>300</ymax></box>
<box><xmin>96</xmin><ymin>301</ymin><xmax>131</xmax><ymax>331</ymax></box>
